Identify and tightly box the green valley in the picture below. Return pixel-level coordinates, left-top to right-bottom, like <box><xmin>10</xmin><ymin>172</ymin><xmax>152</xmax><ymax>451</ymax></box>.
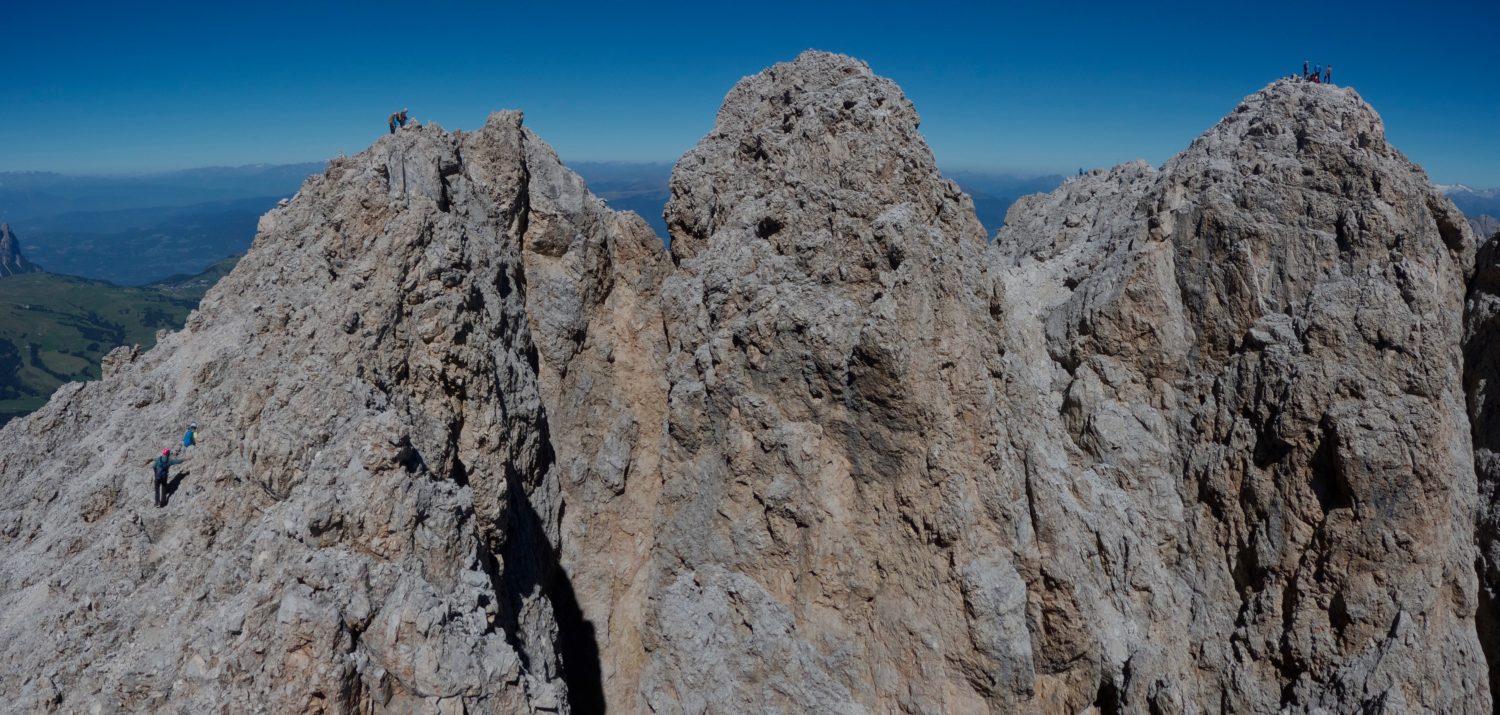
<box><xmin>0</xmin><ymin>257</ymin><xmax>238</xmax><ymax>425</ymax></box>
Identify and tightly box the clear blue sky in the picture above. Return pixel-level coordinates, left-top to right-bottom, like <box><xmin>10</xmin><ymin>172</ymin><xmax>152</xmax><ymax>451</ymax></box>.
<box><xmin>4</xmin><ymin>0</ymin><xmax>1497</xmax><ymax>185</ymax></box>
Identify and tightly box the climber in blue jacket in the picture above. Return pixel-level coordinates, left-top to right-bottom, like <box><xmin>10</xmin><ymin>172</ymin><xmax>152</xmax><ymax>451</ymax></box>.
<box><xmin>152</xmin><ymin>448</ymin><xmax>184</xmax><ymax>508</ymax></box>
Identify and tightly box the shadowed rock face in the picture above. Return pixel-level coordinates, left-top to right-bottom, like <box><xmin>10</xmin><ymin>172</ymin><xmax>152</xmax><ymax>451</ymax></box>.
<box><xmin>0</xmin><ymin>223</ymin><xmax>41</xmax><ymax>276</ymax></box>
<box><xmin>1467</xmin><ymin>202</ymin><xmax>1500</xmax><ymax>709</ymax></box>
<box><xmin>0</xmin><ymin>112</ymin><xmax>660</xmax><ymax>713</ymax></box>
<box><xmin>1472</xmin><ymin>214</ymin><xmax>1500</xmax><ymax>244</ymax></box>
<box><xmin>0</xmin><ymin>52</ymin><xmax>1491</xmax><ymax>714</ymax></box>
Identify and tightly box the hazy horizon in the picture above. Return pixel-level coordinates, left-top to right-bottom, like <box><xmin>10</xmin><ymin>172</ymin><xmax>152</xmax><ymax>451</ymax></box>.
<box><xmin>0</xmin><ymin>160</ymin><xmax>1074</xmax><ymax>182</ymax></box>
<box><xmin>5</xmin><ymin>1</ymin><xmax>1497</xmax><ymax>186</ymax></box>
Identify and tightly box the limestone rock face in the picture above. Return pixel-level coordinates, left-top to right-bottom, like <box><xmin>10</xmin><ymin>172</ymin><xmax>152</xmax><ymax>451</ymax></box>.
<box><xmin>643</xmin><ymin>50</ymin><xmax>1014</xmax><ymax>713</ymax></box>
<box><xmin>1471</xmin><ymin>213</ymin><xmax>1500</xmax><ymax>244</ymax></box>
<box><xmin>0</xmin><ymin>223</ymin><xmax>41</xmax><ymax>276</ymax></box>
<box><xmin>1466</xmin><ymin>199</ymin><xmax>1500</xmax><ymax>711</ymax></box>
<box><xmin>591</xmin><ymin>57</ymin><xmax>1488</xmax><ymax>714</ymax></box>
<box><xmin>993</xmin><ymin>79</ymin><xmax>1482</xmax><ymax>712</ymax></box>
<box><xmin>0</xmin><ymin>52</ymin><xmax>1491</xmax><ymax>715</ymax></box>
<box><xmin>0</xmin><ymin>112</ymin><xmax>657</xmax><ymax>713</ymax></box>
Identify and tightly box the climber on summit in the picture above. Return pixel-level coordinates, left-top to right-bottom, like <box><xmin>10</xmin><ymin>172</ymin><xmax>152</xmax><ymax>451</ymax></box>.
<box><xmin>1324</xmin><ymin>65</ymin><xmax>1332</xmax><ymax>84</ymax></box>
<box><xmin>152</xmin><ymin>448</ymin><xmax>184</xmax><ymax>508</ymax></box>
<box><xmin>1303</xmin><ymin>60</ymin><xmax>1309</xmax><ymax>79</ymax></box>
<box><xmin>388</xmin><ymin>108</ymin><xmax>409</xmax><ymax>135</ymax></box>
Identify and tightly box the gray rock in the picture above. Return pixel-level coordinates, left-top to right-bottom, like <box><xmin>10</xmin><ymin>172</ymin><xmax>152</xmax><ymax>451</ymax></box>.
<box><xmin>0</xmin><ymin>111</ymin><xmax>638</xmax><ymax>713</ymax></box>
<box><xmin>1471</xmin><ymin>214</ymin><xmax>1500</xmax><ymax>244</ymax></box>
<box><xmin>0</xmin><ymin>52</ymin><xmax>1490</xmax><ymax>714</ymax></box>
<box><xmin>994</xmin><ymin>78</ymin><xmax>1482</xmax><ymax>712</ymax></box>
<box><xmin>638</xmin><ymin>49</ymin><xmax>1015</xmax><ymax>714</ymax></box>
<box><xmin>0</xmin><ymin>223</ymin><xmax>41</xmax><ymax>277</ymax></box>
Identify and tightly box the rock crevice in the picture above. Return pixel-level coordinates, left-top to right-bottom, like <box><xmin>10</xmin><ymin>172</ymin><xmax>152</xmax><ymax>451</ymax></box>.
<box><xmin>0</xmin><ymin>53</ymin><xmax>1491</xmax><ymax>714</ymax></box>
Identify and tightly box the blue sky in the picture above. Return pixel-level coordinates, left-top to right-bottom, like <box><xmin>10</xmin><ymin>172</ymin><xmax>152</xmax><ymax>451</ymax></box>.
<box><xmin>4</xmin><ymin>0</ymin><xmax>1497</xmax><ymax>185</ymax></box>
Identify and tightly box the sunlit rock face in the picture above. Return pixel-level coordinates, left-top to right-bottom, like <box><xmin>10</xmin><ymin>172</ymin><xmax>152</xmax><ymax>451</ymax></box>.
<box><xmin>0</xmin><ymin>52</ymin><xmax>1488</xmax><ymax>714</ymax></box>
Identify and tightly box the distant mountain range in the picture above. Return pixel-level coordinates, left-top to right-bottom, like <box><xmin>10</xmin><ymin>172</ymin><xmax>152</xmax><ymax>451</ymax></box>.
<box><xmin>1441</xmin><ymin>184</ymin><xmax>1500</xmax><ymax>220</ymax></box>
<box><xmin>0</xmin><ymin>165</ymin><xmax>317</xmax><ymax>285</ymax></box>
<box><xmin>944</xmin><ymin>170</ymin><xmax>1067</xmax><ymax>233</ymax></box>
<box><xmin>569</xmin><ymin>161</ymin><xmax>1065</xmax><ymax>239</ymax></box>
<box><xmin>8</xmin><ymin>198</ymin><xmax>270</xmax><ymax>285</ymax></box>
<box><xmin>0</xmin><ymin>163</ymin><xmax>325</xmax><ymax>222</ymax></box>
<box><xmin>1439</xmin><ymin>185</ymin><xmax>1500</xmax><ymax>244</ymax></box>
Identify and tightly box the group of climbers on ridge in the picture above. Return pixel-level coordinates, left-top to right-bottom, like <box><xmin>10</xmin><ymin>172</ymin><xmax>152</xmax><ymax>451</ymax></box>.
<box><xmin>1297</xmin><ymin>60</ymin><xmax>1333</xmax><ymax>84</ymax></box>
<box><xmin>149</xmin><ymin>422</ymin><xmax>196</xmax><ymax>508</ymax></box>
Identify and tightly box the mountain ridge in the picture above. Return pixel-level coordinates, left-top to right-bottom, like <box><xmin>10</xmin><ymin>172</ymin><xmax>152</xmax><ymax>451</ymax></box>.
<box><xmin>0</xmin><ymin>52</ymin><xmax>1488</xmax><ymax>713</ymax></box>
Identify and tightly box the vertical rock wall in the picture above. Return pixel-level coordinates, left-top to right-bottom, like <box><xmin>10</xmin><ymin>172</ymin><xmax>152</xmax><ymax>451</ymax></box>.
<box><xmin>0</xmin><ymin>51</ymin><xmax>1491</xmax><ymax>715</ymax></box>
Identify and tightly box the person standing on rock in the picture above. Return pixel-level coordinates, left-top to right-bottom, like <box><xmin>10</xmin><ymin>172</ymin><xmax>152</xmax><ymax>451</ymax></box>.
<box><xmin>152</xmin><ymin>448</ymin><xmax>183</xmax><ymax>508</ymax></box>
<box><xmin>388</xmin><ymin>108</ymin><xmax>409</xmax><ymax>135</ymax></box>
<box><xmin>1324</xmin><ymin>65</ymin><xmax>1332</xmax><ymax>84</ymax></box>
<box><xmin>1303</xmin><ymin>60</ymin><xmax>1309</xmax><ymax>79</ymax></box>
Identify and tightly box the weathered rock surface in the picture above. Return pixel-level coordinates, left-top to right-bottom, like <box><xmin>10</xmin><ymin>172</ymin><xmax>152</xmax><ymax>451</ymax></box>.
<box><xmin>1471</xmin><ymin>213</ymin><xmax>1500</xmax><ymax>244</ymax></box>
<box><xmin>0</xmin><ymin>223</ymin><xmax>41</xmax><ymax>276</ymax></box>
<box><xmin>582</xmin><ymin>58</ymin><xmax>1486</xmax><ymax>713</ymax></box>
<box><xmin>0</xmin><ymin>51</ymin><xmax>1492</xmax><ymax>714</ymax></box>
<box><xmin>0</xmin><ymin>112</ymin><xmax>659</xmax><ymax>713</ymax></box>
<box><xmin>643</xmin><ymin>49</ymin><xmax>1012</xmax><ymax>713</ymax></box>
<box><xmin>993</xmin><ymin>79</ymin><xmax>1481</xmax><ymax>713</ymax></box>
<box><xmin>1466</xmin><ymin>200</ymin><xmax>1500</xmax><ymax>711</ymax></box>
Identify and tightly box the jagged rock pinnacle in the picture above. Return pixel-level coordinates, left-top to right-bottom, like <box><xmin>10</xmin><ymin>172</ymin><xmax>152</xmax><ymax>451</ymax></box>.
<box><xmin>0</xmin><ymin>223</ymin><xmax>41</xmax><ymax>277</ymax></box>
<box><xmin>0</xmin><ymin>55</ymin><xmax>1492</xmax><ymax>714</ymax></box>
<box><xmin>0</xmin><ymin>106</ymin><xmax>662</xmax><ymax>713</ymax></box>
<box><xmin>993</xmin><ymin>75</ymin><xmax>1481</xmax><ymax>712</ymax></box>
<box><xmin>667</xmin><ymin>50</ymin><xmax>984</xmax><ymax>263</ymax></box>
<box><xmin>1190</xmin><ymin>79</ymin><xmax>1389</xmax><ymax>154</ymax></box>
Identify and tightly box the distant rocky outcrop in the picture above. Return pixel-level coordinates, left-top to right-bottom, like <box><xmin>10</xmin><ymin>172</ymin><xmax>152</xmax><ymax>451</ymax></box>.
<box><xmin>1472</xmin><ymin>213</ymin><xmax>1500</xmax><ymax>243</ymax></box>
<box><xmin>0</xmin><ymin>224</ymin><xmax>40</xmax><ymax>276</ymax></box>
<box><xmin>0</xmin><ymin>52</ymin><xmax>1491</xmax><ymax>714</ymax></box>
<box><xmin>1447</xmin><ymin>185</ymin><xmax>1500</xmax><ymax>221</ymax></box>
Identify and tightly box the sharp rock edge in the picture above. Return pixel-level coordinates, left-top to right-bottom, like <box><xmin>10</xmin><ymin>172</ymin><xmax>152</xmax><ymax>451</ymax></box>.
<box><xmin>0</xmin><ymin>223</ymin><xmax>42</xmax><ymax>277</ymax></box>
<box><xmin>0</xmin><ymin>52</ymin><xmax>1488</xmax><ymax>714</ymax></box>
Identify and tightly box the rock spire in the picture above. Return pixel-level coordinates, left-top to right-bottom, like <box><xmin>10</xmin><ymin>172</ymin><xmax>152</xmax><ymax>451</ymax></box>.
<box><xmin>0</xmin><ymin>223</ymin><xmax>41</xmax><ymax>276</ymax></box>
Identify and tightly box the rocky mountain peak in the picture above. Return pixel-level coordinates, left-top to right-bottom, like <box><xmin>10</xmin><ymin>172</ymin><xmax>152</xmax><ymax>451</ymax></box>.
<box><xmin>0</xmin><ymin>223</ymin><xmax>41</xmax><ymax>277</ymax></box>
<box><xmin>667</xmin><ymin>50</ymin><xmax>983</xmax><ymax>265</ymax></box>
<box><xmin>0</xmin><ymin>104</ymin><xmax>666</xmax><ymax>712</ymax></box>
<box><xmin>1</xmin><ymin>53</ymin><xmax>1496</xmax><ymax>714</ymax></box>
<box><xmin>992</xmin><ymin>74</ymin><xmax>1483</xmax><ymax>711</ymax></box>
<box><xmin>1186</xmin><ymin>79</ymin><xmax>1389</xmax><ymax>158</ymax></box>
